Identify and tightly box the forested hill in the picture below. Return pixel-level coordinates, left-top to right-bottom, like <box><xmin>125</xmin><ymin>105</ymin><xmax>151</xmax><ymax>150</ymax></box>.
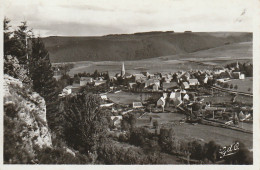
<box><xmin>42</xmin><ymin>32</ymin><xmax>252</xmax><ymax>63</ymax></box>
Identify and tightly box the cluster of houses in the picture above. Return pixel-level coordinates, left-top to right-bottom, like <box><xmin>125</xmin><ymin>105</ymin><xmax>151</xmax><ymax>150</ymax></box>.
<box><xmin>59</xmin><ymin>61</ymin><xmax>246</xmax><ymax>99</ymax></box>
<box><xmin>59</xmin><ymin>76</ymin><xmax>107</xmax><ymax>97</ymax></box>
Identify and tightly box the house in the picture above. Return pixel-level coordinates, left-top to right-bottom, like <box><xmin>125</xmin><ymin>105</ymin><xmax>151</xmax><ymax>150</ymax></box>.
<box><xmin>169</xmin><ymin>92</ymin><xmax>181</xmax><ymax>100</ymax></box>
<box><xmin>181</xmin><ymin>82</ymin><xmax>190</xmax><ymax>89</ymax></box>
<box><xmin>203</xmin><ymin>76</ymin><xmax>209</xmax><ymax>84</ymax></box>
<box><xmin>188</xmin><ymin>79</ymin><xmax>199</xmax><ymax>86</ymax></box>
<box><xmin>162</xmin><ymin>82</ymin><xmax>178</xmax><ymax>91</ymax></box>
<box><xmin>94</xmin><ymin>80</ymin><xmax>106</xmax><ymax>86</ymax></box>
<box><xmin>169</xmin><ymin>92</ymin><xmax>182</xmax><ymax>105</ymax></box>
<box><xmin>148</xmin><ymin>74</ymin><xmax>155</xmax><ymax>79</ymax></box>
<box><xmin>133</xmin><ymin>102</ymin><xmax>143</xmax><ymax>108</ymax></box>
<box><xmin>153</xmin><ymin>84</ymin><xmax>159</xmax><ymax>91</ymax></box>
<box><xmin>217</xmin><ymin>79</ymin><xmax>226</xmax><ymax>83</ymax></box>
<box><xmin>181</xmin><ymin>72</ymin><xmax>190</xmax><ymax>81</ymax></box>
<box><xmin>180</xmin><ymin>89</ymin><xmax>187</xmax><ymax>94</ymax></box>
<box><xmin>145</xmin><ymin>79</ymin><xmax>160</xmax><ymax>88</ymax></box>
<box><xmin>111</xmin><ymin>116</ymin><xmax>123</xmax><ymax>127</ymax></box>
<box><xmin>157</xmin><ymin>97</ymin><xmax>166</xmax><ymax>107</ymax></box>
<box><xmin>240</xmin><ymin>74</ymin><xmax>245</xmax><ymax>79</ymax></box>
<box><xmin>214</xmin><ymin>67</ymin><xmax>226</xmax><ymax>75</ymax></box>
<box><xmin>100</xmin><ymin>103</ymin><xmax>114</xmax><ymax>107</ymax></box>
<box><xmin>183</xmin><ymin>94</ymin><xmax>190</xmax><ymax>101</ymax></box>
<box><xmin>232</xmin><ymin>72</ymin><xmax>241</xmax><ymax>79</ymax></box>
<box><xmin>128</xmin><ymin>82</ymin><xmax>137</xmax><ymax>90</ymax></box>
<box><xmin>100</xmin><ymin>94</ymin><xmax>108</xmax><ymax>100</ymax></box>
<box><xmin>63</xmin><ymin>86</ymin><xmax>72</xmax><ymax>95</ymax></box>
<box><xmin>80</xmin><ymin>77</ymin><xmax>93</xmax><ymax>86</ymax></box>
<box><xmin>133</xmin><ymin>74</ymin><xmax>145</xmax><ymax>81</ymax></box>
<box><xmin>141</xmin><ymin>71</ymin><xmax>149</xmax><ymax>77</ymax></box>
<box><xmin>62</xmin><ymin>85</ymin><xmax>80</xmax><ymax>95</ymax></box>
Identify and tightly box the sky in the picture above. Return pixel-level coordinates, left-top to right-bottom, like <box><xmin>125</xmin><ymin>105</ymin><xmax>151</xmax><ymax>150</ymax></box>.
<box><xmin>3</xmin><ymin>0</ymin><xmax>255</xmax><ymax>37</ymax></box>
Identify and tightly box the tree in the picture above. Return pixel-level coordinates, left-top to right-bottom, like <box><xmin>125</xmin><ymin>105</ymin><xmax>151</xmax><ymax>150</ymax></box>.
<box><xmin>63</xmin><ymin>94</ymin><xmax>108</xmax><ymax>153</ymax></box>
<box><xmin>203</xmin><ymin>140</ymin><xmax>221</xmax><ymax>163</ymax></box>
<box><xmin>153</xmin><ymin>120</ymin><xmax>159</xmax><ymax>129</ymax></box>
<box><xmin>223</xmin><ymin>83</ymin><xmax>229</xmax><ymax>88</ymax></box>
<box><xmin>12</xmin><ymin>21</ymin><xmax>32</xmax><ymax>65</ymax></box>
<box><xmin>121</xmin><ymin>113</ymin><xmax>136</xmax><ymax>131</ymax></box>
<box><xmin>159</xmin><ymin>128</ymin><xmax>175</xmax><ymax>153</ymax></box>
<box><xmin>29</xmin><ymin>37</ymin><xmax>59</xmax><ymax>130</ymax></box>
<box><xmin>3</xmin><ymin>17</ymin><xmax>14</xmax><ymax>57</ymax></box>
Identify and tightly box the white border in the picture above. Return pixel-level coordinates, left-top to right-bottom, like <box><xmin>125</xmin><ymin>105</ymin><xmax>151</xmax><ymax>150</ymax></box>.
<box><xmin>0</xmin><ymin>0</ymin><xmax>259</xmax><ymax>169</ymax></box>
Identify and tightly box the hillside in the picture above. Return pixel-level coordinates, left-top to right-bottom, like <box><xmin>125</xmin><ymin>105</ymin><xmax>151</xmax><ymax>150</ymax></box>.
<box><xmin>41</xmin><ymin>32</ymin><xmax>252</xmax><ymax>63</ymax></box>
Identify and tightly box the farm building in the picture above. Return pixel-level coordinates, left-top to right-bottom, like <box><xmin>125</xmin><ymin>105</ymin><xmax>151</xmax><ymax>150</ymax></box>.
<box><xmin>133</xmin><ymin>102</ymin><xmax>143</xmax><ymax>108</ymax></box>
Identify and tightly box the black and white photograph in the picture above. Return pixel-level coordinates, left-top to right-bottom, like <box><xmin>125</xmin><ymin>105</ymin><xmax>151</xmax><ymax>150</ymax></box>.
<box><xmin>1</xmin><ymin>0</ymin><xmax>259</xmax><ymax>168</ymax></box>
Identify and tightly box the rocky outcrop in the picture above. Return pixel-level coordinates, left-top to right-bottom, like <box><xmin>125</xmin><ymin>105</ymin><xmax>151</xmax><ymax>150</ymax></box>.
<box><xmin>4</xmin><ymin>55</ymin><xmax>31</xmax><ymax>85</ymax></box>
<box><xmin>4</xmin><ymin>74</ymin><xmax>52</xmax><ymax>153</ymax></box>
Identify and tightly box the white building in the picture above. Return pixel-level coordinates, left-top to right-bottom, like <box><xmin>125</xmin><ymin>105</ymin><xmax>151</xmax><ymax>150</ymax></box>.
<box><xmin>133</xmin><ymin>102</ymin><xmax>143</xmax><ymax>108</ymax></box>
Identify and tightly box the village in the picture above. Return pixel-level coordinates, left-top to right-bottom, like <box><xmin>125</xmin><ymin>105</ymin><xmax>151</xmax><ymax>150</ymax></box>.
<box><xmin>55</xmin><ymin>61</ymin><xmax>253</xmax><ymax>150</ymax></box>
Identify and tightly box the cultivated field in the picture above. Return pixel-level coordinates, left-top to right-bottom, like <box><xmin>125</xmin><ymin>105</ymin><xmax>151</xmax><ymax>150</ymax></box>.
<box><xmin>226</xmin><ymin>77</ymin><xmax>253</xmax><ymax>93</ymax></box>
<box><xmin>107</xmin><ymin>91</ymin><xmax>155</xmax><ymax>105</ymax></box>
<box><xmin>67</xmin><ymin>42</ymin><xmax>252</xmax><ymax>76</ymax></box>
<box><xmin>137</xmin><ymin>112</ymin><xmax>253</xmax><ymax>148</ymax></box>
<box><xmin>107</xmin><ymin>91</ymin><xmax>143</xmax><ymax>105</ymax></box>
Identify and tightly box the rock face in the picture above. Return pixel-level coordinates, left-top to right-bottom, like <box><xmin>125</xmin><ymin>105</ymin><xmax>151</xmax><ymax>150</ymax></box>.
<box><xmin>4</xmin><ymin>74</ymin><xmax>52</xmax><ymax>152</ymax></box>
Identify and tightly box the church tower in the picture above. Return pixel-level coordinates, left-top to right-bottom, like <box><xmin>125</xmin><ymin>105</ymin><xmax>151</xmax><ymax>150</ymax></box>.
<box><xmin>236</xmin><ymin>61</ymin><xmax>239</xmax><ymax>69</ymax></box>
<box><xmin>121</xmin><ymin>62</ymin><xmax>125</xmax><ymax>77</ymax></box>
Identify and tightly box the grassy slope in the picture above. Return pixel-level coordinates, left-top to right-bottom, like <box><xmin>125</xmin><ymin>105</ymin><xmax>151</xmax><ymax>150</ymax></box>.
<box><xmin>42</xmin><ymin>32</ymin><xmax>252</xmax><ymax>63</ymax></box>
<box><xmin>66</xmin><ymin>41</ymin><xmax>252</xmax><ymax>76</ymax></box>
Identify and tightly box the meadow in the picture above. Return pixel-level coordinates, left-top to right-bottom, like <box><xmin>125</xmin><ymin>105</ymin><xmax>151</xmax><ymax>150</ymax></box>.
<box><xmin>67</xmin><ymin>42</ymin><xmax>252</xmax><ymax>77</ymax></box>
<box><xmin>226</xmin><ymin>77</ymin><xmax>253</xmax><ymax>93</ymax></box>
<box><xmin>137</xmin><ymin>112</ymin><xmax>253</xmax><ymax>148</ymax></box>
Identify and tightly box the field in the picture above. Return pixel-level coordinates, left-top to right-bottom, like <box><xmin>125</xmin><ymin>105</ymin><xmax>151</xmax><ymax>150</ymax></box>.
<box><xmin>203</xmin><ymin>93</ymin><xmax>253</xmax><ymax>105</ymax></box>
<box><xmin>226</xmin><ymin>77</ymin><xmax>253</xmax><ymax>93</ymax></box>
<box><xmin>107</xmin><ymin>91</ymin><xmax>153</xmax><ymax>105</ymax></box>
<box><xmin>66</xmin><ymin>42</ymin><xmax>252</xmax><ymax>76</ymax></box>
<box><xmin>137</xmin><ymin>112</ymin><xmax>253</xmax><ymax>148</ymax></box>
<box><xmin>107</xmin><ymin>91</ymin><xmax>142</xmax><ymax>105</ymax></box>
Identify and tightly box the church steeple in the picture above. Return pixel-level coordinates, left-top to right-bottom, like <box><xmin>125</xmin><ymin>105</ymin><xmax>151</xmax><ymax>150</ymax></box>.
<box><xmin>236</xmin><ymin>61</ymin><xmax>239</xmax><ymax>69</ymax></box>
<box><xmin>121</xmin><ymin>62</ymin><xmax>125</xmax><ymax>77</ymax></box>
